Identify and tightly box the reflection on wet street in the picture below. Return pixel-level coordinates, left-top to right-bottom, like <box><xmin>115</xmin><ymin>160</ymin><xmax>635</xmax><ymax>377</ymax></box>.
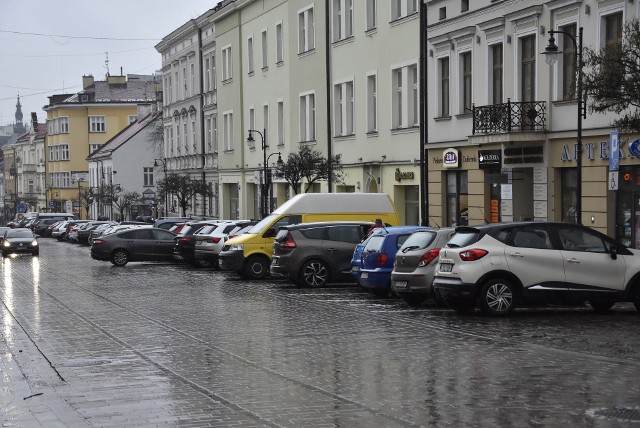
<box><xmin>2</xmin><ymin>239</ymin><xmax>640</xmax><ymax>426</ymax></box>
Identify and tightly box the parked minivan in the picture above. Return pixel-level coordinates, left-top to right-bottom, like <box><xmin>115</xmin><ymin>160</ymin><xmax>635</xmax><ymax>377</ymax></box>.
<box><xmin>219</xmin><ymin>193</ymin><xmax>401</xmax><ymax>279</ymax></box>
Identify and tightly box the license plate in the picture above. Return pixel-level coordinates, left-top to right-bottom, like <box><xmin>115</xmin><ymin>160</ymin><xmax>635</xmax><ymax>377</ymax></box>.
<box><xmin>439</xmin><ymin>263</ymin><xmax>453</xmax><ymax>273</ymax></box>
<box><xmin>394</xmin><ymin>281</ymin><xmax>408</xmax><ymax>289</ymax></box>
<box><xmin>360</xmin><ymin>272</ymin><xmax>369</xmax><ymax>279</ymax></box>
<box><xmin>272</xmin><ymin>257</ymin><xmax>279</xmax><ymax>266</ymax></box>
<box><xmin>351</xmin><ymin>266</ymin><xmax>359</xmax><ymax>272</ymax></box>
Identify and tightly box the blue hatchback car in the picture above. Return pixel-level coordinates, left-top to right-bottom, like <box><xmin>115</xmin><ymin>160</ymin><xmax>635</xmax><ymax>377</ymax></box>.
<box><xmin>355</xmin><ymin>226</ymin><xmax>429</xmax><ymax>296</ymax></box>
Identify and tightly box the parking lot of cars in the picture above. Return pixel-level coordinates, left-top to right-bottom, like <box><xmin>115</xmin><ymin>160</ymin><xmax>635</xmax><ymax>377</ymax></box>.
<box><xmin>7</xmin><ymin>214</ymin><xmax>640</xmax><ymax>316</ymax></box>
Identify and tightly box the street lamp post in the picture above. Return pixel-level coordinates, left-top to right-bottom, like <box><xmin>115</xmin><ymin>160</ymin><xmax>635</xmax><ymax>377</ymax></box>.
<box><xmin>543</xmin><ymin>27</ymin><xmax>585</xmax><ymax>224</ymax></box>
<box><xmin>247</xmin><ymin>129</ymin><xmax>284</xmax><ymax>218</ymax></box>
<box><xmin>154</xmin><ymin>158</ymin><xmax>168</xmax><ymax>217</ymax></box>
<box><xmin>266</xmin><ymin>151</ymin><xmax>284</xmax><ymax>214</ymax></box>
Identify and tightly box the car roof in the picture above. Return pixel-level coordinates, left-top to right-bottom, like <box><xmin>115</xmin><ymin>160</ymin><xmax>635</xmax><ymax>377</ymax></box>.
<box><xmin>284</xmin><ymin>221</ymin><xmax>374</xmax><ymax>230</ymax></box>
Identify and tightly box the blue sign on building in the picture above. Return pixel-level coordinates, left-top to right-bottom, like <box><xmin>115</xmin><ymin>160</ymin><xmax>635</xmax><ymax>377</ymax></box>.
<box><xmin>49</xmin><ymin>201</ymin><xmax>55</xmax><ymax>208</ymax></box>
<box><xmin>18</xmin><ymin>203</ymin><xmax>26</xmax><ymax>213</ymax></box>
<box><xmin>609</xmin><ymin>131</ymin><xmax>620</xmax><ymax>171</ymax></box>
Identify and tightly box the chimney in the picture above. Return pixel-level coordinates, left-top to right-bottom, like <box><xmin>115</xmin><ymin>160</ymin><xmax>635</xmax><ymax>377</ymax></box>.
<box><xmin>82</xmin><ymin>75</ymin><xmax>94</xmax><ymax>89</ymax></box>
<box><xmin>137</xmin><ymin>104</ymin><xmax>152</xmax><ymax>120</ymax></box>
<box><xmin>107</xmin><ymin>75</ymin><xmax>126</xmax><ymax>85</ymax></box>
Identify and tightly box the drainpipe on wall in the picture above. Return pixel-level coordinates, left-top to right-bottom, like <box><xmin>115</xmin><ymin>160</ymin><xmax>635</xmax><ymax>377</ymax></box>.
<box><xmin>198</xmin><ymin>25</ymin><xmax>207</xmax><ymax>217</ymax></box>
<box><xmin>325</xmin><ymin>0</ymin><xmax>333</xmax><ymax>193</ymax></box>
<box><xmin>419</xmin><ymin>0</ymin><xmax>429</xmax><ymax>226</ymax></box>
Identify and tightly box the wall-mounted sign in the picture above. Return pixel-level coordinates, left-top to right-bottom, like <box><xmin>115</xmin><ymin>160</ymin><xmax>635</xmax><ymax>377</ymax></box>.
<box><xmin>629</xmin><ymin>139</ymin><xmax>640</xmax><ymax>158</ymax></box>
<box><xmin>503</xmin><ymin>146</ymin><xmax>544</xmax><ymax>165</ymax></box>
<box><xmin>442</xmin><ymin>148</ymin><xmax>460</xmax><ymax>168</ymax></box>
<box><xmin>478</xmin><ymin>150</ymin><xmax>501</xmax><ymax>169</ymax></box>
<box><xmin>610</xmin><ymin>131</ymin><xmax>620</xmax><ymax>171</ymax></box>
<box><xmin>394</xmin><ymin>168</ymin><xmax>415</xmax><ymax>182</ymax></box>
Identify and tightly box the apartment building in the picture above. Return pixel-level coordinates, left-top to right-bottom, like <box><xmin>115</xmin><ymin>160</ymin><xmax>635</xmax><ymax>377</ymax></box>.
<box><xmin>426</xmin><ymin>0</ymin><xmax>639</xmax><ymax>246</ymax></box>
<box><xmin>44</xmin><ymin>73</ymin><xmax>158</xmax><ymax>218</ymax></box>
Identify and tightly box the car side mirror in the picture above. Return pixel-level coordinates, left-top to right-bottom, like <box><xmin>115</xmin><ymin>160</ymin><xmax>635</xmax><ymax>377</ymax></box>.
<box><xmin>611</xmin><ymin>245</ymin><xmax>618</xmax><ymax>260</ymax></box>
<box><xmin>263</xmin><ymin>229</ymin><xmax>277</xmax><ymax>238</ymax></box>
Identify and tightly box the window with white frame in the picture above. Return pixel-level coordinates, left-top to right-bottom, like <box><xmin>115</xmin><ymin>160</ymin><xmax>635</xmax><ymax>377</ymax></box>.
<box><xmin>333</xmin><ymin>0</ymin><xmax>353</xmax><ymax>42</ymax></box>
<box><xmin>392</xmin><ymin>0</ymin><xmax>417</xmax><ymax>21</ymax></box>
<box><xmin>392</xmin><ymin>64</ymin><xmax>418</xmax><ymax>129</ymax></box>
<box><xmin>222</xmin><ymin>46</ymin><xmax>232</xmax><ymax>81</ymax></box>
<box><xmin>176</xmin><ymin>123</ymin><xmax>181</xmax><ymax>153</ymax></box>
<box><xmin>557</xmin><ymin>23</ymin><xmax>577</xmax><ymax>101</ymax></box>
<box><xmin>89</xmin><ymin>144</ymin><xmax>102</xmax><ymax>154</ymax></box>
<box><xmin>298</xmin><ymin>6</ymin><xmax>315</xmax><ymax>53</ymax></box>
<box><xmin>128</xmin><ymin>115</ymin><xmax>137</xmax><ymax>124</ymax></box>
<box><xmin>174</xmin><ymin>70</ymin><xmax>179</xmax><ymax>101</ymax></box>
<box><xmin>366</xmin><ymin>0</ymin><xmax>376</xmax><ymax>31</ymax></box>
<box><xmin>520</xmin><ymin>34</ymin><xmax>536</xmax><ymax>102</ymax></box>
<box><xmin>210</xmin><ymin>55</ymin><xmax>217</xmax><ymax>90</ymax></box>
<box><xmin>143</xmin><ymin>167</ymin><xmax>154</xmax><ymax>186</ymax></box>
<box><xmin>182</xmin><ymin>64</ymin><xmax>187</xmax><ymax>98</ymax></box>
<box><xmin>89</xmin><ymin>116</ymin><xmax>105</xmax><ymax>133</ymax></box>
<box><xmin>263</xmin><ymin>104</ymin><xmax>270</xmax><ymax>145</ymax></box>
<box><xmin>247</xmin><ymin>36</ymin><xmax>254</xmax><ymax>74</ymax></box>
<box><xmin>169</xmin><ymin>127</ymin><xmax>174</xmax><ymax>154</ymax></box>
<box><xmin>277</xmin><ymin>100</ymin><xmax>284</xmax><ymax>146</ymax></box>
<box><xmin>183</xmin><ymin>123</ymin><xmax>189</xmax><ymax>152</ymax></box>
<box><xmin>438</xmin><ymin>56</ymin><xmax>450</xmax><ymax>117</ymax></box>
<box><xmin>367</xmin><ymin>73</ymin><xmax>378</xmax><ymax>132</ymax></box>
<box><xmin>48</xmin><ymin>144</ymin><xmax>70</xmax><ymax>161</ymax></box>
<box><xmin>276</xmin><ymin>23</ymin><xmax>284</xmax><ymax>63</ymax></box>
<box><xmin>191</xmin><ymin>119</ymin><xmax>197</xmax><ymax>152</ymax></box>
<box><xmin>334</xmin><ymin>81</ymin><xmax>354</xmax><ymax>136</ymax></box>
<box><xmin>190</xmin><ymin>62</ymin><xmax>196</xmax><ymax>97</ymax></box>
<box><xmin>299</xmin><ymin>92</ymin><xmax>316</xmax><ymax>142</ymax></box>
<box><xmin>249</xmin><ymin>107</ymin><xmax>255</xmax><ymax>138</ymax></box>
<box><xmin>489</xmin><ymin>43</ymin><xmax>503</xmax><ymax>104</ymax></box>
<box><xmin>223</xmin><ymin>112</ymin><xmax>233</xmax><ymax>151</ymax></box>
<box><xmin>211</xmin><ymin>115</ymin><xmax>218</xmax><ymax>153</ymax></box>
<box><xmin>262</xmin><ymin>30</ymin><xmax>268</xmax><ymax>69</ymax></box>
<box><xmin>459</xmin><ymin>51</ymin><xmax>472</xmax><ymax>114</ymax></box>
<box><xmin>49</xmin><ymin>172</ymin><xmax>71</xmax><ymax>188</ymax></box>
<box><xmin>205</xmin><ymin>57</ymin><xmax>211</xmax><ymax>90</ymax></box>
<box><xmin>59</xmin><ymin>117</ymin><xmax>69</xmax><ymax>133</ymax></box>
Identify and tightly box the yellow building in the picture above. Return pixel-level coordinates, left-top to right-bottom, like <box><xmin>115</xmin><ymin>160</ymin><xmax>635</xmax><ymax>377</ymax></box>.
<box><xmin>44</xmin><ymin>73</ymin><xmax>158</xmax><ymax>216</ymax></box>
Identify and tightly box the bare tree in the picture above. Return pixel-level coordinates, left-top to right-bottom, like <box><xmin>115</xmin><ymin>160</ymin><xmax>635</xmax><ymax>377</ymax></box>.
<box><xmin>274</xmin><ymin>146</ymin><xmax>344</xmax><ymax>194</ymax></box>
<box><xmin>157</xmin><ymin>173</ymin><xmax>212</xmax><ymax>216</ymax></box>
<box><xmin>112</xmin><ymin>191</ymin><xmax>141</xmax><ymax>221</ymax></box>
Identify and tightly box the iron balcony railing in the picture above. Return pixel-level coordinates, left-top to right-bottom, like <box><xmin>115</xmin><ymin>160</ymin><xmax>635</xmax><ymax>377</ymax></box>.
<box><xmin>473</xmin><ymin>99</ymin><xmax>546</xmax><ymax>134</ymax></box>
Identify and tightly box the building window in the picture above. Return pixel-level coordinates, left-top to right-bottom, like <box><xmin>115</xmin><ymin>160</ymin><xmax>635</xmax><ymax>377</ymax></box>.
<box><xmin>261</xmin><ymin>30</ymin><xmax>268</xmax><ymax>69</ymax></box>
<box><xmin>143</xmin><ymin>167</ymin><xmax>154</xmax><ymax>186</ymax></box>
<box><xmin>460</xmin><ymin>51</ymin><xmax>472</xmax><ymax>114</ymax></box>
<box><xmin>223</xmin><ymin>112</ymin><xmax>233</xmax><ymax>151</ymax></box>
<box><xmin>128</xmin><ymin>115</ymin><xmax>137</xmax><ymax>124</ymax></box>
<box><xmin>490</xmin><ymin>43</ymin><xmax>503</xmax><ymax>104</ymax></box>
<box><xmin>49</xmin><ymin>144</ymin><xmax>70</xmax><ymax>161</ymax></box>
<box><xmin>446</xmin><ymin>170</ymin><xmax>468</xmax><ymax>227</ymax></box>
<box><xmin>332</xmin><ymin>0</ymin><xmax>353</xmax><ymax>42</ymax></box>
<box><xmin>182</xmin><ymin>65</ymin><xmax>187</xmax><ymax>98</ymax></box>
<box><xmin>461</xmin><ymin>0</ymin><xmax>469</xmax><ymax>12</ymax></box>
<box><xmin>183</xmin><ymin>123</ymin><xmax>189</xmax><ymax>152</ymax></box>
<box><xmin>89</xmin><ymin>116</ymin><xmax>105</xmax><ymax>133</ymax></box>
<box><xmin>560</xmin><ymin>23</ymin><xmax>577</xmax><ymax>101</ymax></box>
<box><xmin>174</xmin><ymin>70</ymin><xmax>179</xmax><ymax>101</ymax></box>
<box><xmin>334</xmin><ymin>81</ymin><xmax>354</xmax><ymax>136</ymax></box>
<box><xmin>249</xmin><ymin>107</ymin><xmax>255</xmax><ymax>138</ymax></box>
<box><xmin>439</xmin><ymin>6</ymin><xmax>446</xmax><ymax>20</ymax></box>
<box><xmin>89</xmin><ymin>144</ymin><xmax>102</xmax><ymax>154</ymax></box>
<box><xmin>561</xmin><ymin>168</ymin><xmax>578</xmax><ymax>224</ymax></box>
<box><xmin>367</xmin><ymin>74</ymin><xmax>377</xmax><ymax>133</ymax></box>
<box><xmin>276</xmin><ymin>23</ymin><xmax>284</xmax><ymax>64</ymax></box>
<box><xmin>603</xmin><ymin>12</ymin><xmax>623</xmax><ymax>82</ymax></box>
<box><xmin>204</xmin><ymin>58</ymin><xmax>211</xmax><ymax>90</ymax></box>
<box><xmin>520</xmin><ymin>34</ymin><xmax>536</xmax><ymax>102</ymax></box>
<box><xmin>298</xmin><ymin>6</ymin><xmax>315</xmax><ymax>53</ymax></box>
<box><xmin>405</xmin><ymin>186</ymin><xmax>419</xmax><ymax>226</ymax></box>
<box><xmin>222</xmin><ymin>46</ymin><xmax>232</xmax><ymax>81</ymax></box>
<box><xmin>190</xmin><ymin>62</ymin><xmax>195</xmax><ymax>97</ymax></box>
<box><xmin>191</xmin><ymin>119</ymin><xmax>197</xmax><ymax>152</ymax></box>
<box><xmin>263</xmin><ymin>104</ymin><xmax>270</xmax><ymax>145</ymax></box>
<box><xmin>59</xmin><ymin>117</ymin><xmax>69</xmax><ymax>133</ymax></box>
<box><xmin>49</xmin><ymin>172</ymin><xmax>71</xmax><ymax>188</ymax></box>
<box><xmin>211</xmin><ymin>55</ymin><xmax>217</xmax><ymax>90</ymax></box>
<box><xmin>438</xmin><ymin>57</ymin><xmax>450</xmax><ymax>117</ymax></box>
<box><xmin>392</xmin><ymin>64</ymin><xmax>418</xmax><ymax>129</ymax></box>
<box><xmin>299</xmin><ymin>92</ymin><xmax>316</xmax><ymax>142</ymax></box>
<box><xmin>392</xmin><ymin>0</ymin><xmax>418</xmax><ymax>21</ymax></box>
<box><xmin>247</xmin><ymin>37</ymin><xmax>254</xmax><ymax>74</ymax></box>
<box><xmin>366</xmin><ymin>0</ymin><xmax>376</xmax><ymax>30</ymax></box>
<box><xmin>211</xmin><ymin>116</ymin><xmax>218</xmax><ymax>153</ymax></box>
<box><xmin>277</xmin><ymin>101</ymin><xmax>284</xmax><ymax>146</ymax></box>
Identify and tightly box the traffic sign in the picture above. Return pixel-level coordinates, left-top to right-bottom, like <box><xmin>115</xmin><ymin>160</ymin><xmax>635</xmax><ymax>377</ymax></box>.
<box><xmin>49</xmin><ymin>201</ymin><xmax>55</xmax><ymax>208</ymax></box>
<box><xmin>18</xmin><ymin>203</ymin><xmax>26</xmax><ymax>213</ymax></box>
<box><xmin>609</xmin><ymin>171</ymin><xmax>619</xmax><ymax>190</ymax></box>
<box><xmin>609</xmin><ymin>131</ymin><xmax>620</xmax><ymax>171</ymax></box>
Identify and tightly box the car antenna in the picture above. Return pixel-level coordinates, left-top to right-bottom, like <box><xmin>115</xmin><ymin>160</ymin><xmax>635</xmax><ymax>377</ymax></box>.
<box><xmin>429</xmin><ymin>216</ymin><xmax>441</xmax><ymax>228</ymax></box>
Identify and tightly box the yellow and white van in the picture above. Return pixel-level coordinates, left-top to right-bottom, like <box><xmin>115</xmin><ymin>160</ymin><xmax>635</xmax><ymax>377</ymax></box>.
<box><xmin>218</xmin><ymin>193</ymin><xmax>400</xmax><ymax>279</ymax></box>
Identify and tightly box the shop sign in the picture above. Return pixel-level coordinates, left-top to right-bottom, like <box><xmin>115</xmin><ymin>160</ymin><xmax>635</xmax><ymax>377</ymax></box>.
<box><xmin>629</xmin><ymin>139</ymin><xmax>640</xmax><ymax>158</ymax></box>
<box><xmin>442</xmin><ymin>148</ymin><xmax>460</xmax><ymax>168</ymax></box>
<box><xmin>610</xmin><ymin>131</ymin><xmax>620</xmax><ymax>171</ymax></box>
<box><xmin>394</xmin><ymin>168</ymin><xmax>415</xmax><ymax>182</ymax></box>
<box><xmin>503</xmin><ymin>146</ymin><xmax>544</xmax><ymax>165</ymax></box>
<box><xmin>478</xmin><ymin>150</ymin><xmax>501</xmax><ymax>169</ymax></box>
<box><xmin>560</xmin><ymin>140</ymin><xmax>639</xmax><ymax>162</ymax></box>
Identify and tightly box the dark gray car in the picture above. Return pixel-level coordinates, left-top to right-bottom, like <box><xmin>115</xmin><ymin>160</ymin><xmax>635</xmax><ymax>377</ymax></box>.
<box><xmin>2</xmin><ymin>228</ymin><xmax>39</xmax><ymax>257</ymax></box>
<box><xmin>90</xmin><ymin>227</ymin><xmax>176</xmax><ymax>266</ymax></box>
<box><xmin>270</xmin><ymin>221</ymin><xmax>372</xmax><ymax>287</ymax></box>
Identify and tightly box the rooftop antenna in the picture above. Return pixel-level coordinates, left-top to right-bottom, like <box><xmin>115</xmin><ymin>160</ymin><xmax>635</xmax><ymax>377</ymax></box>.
<box><xmin>104</xmin><ymin>51</ymin><xmax>110</xmax><ymax>76</ymax></box>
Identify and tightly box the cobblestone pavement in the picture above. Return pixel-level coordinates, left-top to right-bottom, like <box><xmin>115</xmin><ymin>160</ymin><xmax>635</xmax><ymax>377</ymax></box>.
<box><xmin>2</xmin><ymin>238</ymin><xmax>640</xmax><ymax>427</ymax></box>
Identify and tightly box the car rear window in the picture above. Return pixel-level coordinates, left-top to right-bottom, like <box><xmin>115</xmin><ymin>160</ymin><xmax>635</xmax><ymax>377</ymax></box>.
<box><xmin>399</xmin><ymin>231</ymin><xmax>436</xmax><ymax>251</ymax></box>
<box><xmin>363</xmin><ymin>235</ymin><xmax>385</xmax><ymax>252</ymax></box>
<box><xmin>446</xmin><ymin>230</ymin><xmax>481</xmax><ymax>248</ymax></box>
<box><xmin>275</xmin><ymin>229</ymin><xmax>289</xmax><ymax>241</ymax></box>
<box><xmin>300</xmin><ymin>227</ymin><xmax>325</xmax><ymax>240</ymax></box>
<box><xmin>196</xmin><ymin>225</ymin><xmax>217</xmax><ymax>235</ymax></box>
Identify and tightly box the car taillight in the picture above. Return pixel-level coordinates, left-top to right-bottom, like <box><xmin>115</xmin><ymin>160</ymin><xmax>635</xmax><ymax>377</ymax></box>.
<box><xmin>418</xmin><ymin>248</ymin><xmax>441</xmax><ymax>267</ymax></box>
<box><xmin>375</xmin><ymin>253</ymin><xmax>388</xmax><ymax>266</ymax></box>
<box><xmin>279</xmin><ymin>233</ymin><xmax>297</xmax><ymax>249</ymax></box>
<box><xmin>206</xmin><ymin>237</ymin><xmax>221</xmax><ymax>244</ymax></box>
<box><xmin>179</xmin><ymin>237</ymin><xmax>191</xmax><ymax>244</ymax></box>
<box><xmin>459</xmin><ymin>249</ymin><xmax>488</xmax><ymax>261</ymax></box>
<box><xmin>92</xmin><ymin>239</ymin><xmax>105</xmax><ymax>245</ymax></box>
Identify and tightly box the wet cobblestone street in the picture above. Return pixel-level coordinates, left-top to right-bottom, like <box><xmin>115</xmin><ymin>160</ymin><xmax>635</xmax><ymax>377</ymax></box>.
<box><xmin>2</xmin><ymin>238</ymin><xmax>640</xmax><ymax>427</ymax></box>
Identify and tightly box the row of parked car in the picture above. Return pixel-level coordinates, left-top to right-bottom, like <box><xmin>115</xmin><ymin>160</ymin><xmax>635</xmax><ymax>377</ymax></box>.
<box><xmin>29</xmin><ymin>213</ymin><xmax>640</xmax><ymax>316</ymax></box>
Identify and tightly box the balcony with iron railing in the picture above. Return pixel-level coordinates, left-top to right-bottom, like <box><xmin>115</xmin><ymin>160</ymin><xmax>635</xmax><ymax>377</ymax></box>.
<box><xmin>473</xmin><ymin>99</ymin><xmax>546</xmax><ymax>135</ymax></box>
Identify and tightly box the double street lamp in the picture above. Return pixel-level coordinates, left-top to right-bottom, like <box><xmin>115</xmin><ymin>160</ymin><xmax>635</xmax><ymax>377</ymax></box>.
<box><xmin>154</xmin><ymin>158</ymin><xmax>168</xmax><ymax>217</ymax></box>
<box><xmin>247</xmin><ymin>129</ymin><xmax>284</xmax><ymax>218</ymax></box>
<box><xmin>542</xmin><ymin>26</ymin><xmax>585</xmax><ymax>224</ymax></box>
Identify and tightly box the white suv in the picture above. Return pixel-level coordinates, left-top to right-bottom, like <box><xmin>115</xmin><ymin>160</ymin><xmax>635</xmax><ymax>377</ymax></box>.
<box><xmin>432</xmin><ymin>222</ymin><xmax>640</xmax><ymax>316</ymax></box>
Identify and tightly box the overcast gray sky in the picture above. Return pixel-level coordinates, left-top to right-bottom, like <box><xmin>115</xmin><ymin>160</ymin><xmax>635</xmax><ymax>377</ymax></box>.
<box><xmin>0</xmin><ymin>0</ymin><xmax>220</xmax><ymax>128</ymax></box>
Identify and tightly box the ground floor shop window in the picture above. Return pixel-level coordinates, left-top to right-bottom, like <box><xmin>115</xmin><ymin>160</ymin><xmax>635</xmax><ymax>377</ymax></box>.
<box><xmin>616</xmin><ymin>166</ymin><xmax>640</xmax><ymax>249</ymax></box>
<box><xmin>561</xmin><ymin>168</ymin><xmax>578</xmax><ymax>224</ymax></box>
<box><xmin>446</xmin><ymin>170</ymin><xmax>468</xmax><ymax>227</ymax></box>
<box><xmin>405</xmin><ymin>185</ymin><xmax>419</xmax><ymax>226</ymax></box>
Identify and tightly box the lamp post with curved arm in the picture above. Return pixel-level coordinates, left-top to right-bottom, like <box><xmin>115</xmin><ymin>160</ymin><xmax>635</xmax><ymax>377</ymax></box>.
<box><xmin>247</xmin><ymin>129</ymin><xmax>284</xmax><ymax>218</ymax></box>
<box><xmin>542</xmin><ymin>27</ymin><xmax>585</xmax><ymax>224</ymax></box>
<box><xmin>154</xmin><ymin>158</ymin><xmax>168</xmax><ymax>217</ymax></box>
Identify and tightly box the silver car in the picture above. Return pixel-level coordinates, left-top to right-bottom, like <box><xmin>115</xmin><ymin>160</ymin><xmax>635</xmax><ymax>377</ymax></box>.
<box><xmin>390</xmin><ymin>228</ymin><xmax>455</xmax><ymax>306</ymax></box>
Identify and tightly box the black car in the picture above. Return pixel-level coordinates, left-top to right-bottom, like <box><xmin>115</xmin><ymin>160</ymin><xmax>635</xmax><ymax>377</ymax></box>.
<box><xmin>77</xmin><ymin>222</ymin><xmax>112</xmax><ymax>245</ymax></box>
<box><xmin>173</xmin><ymin>221</ymin><xmax>218</xmax><ymax>265</ymax></box>
<box><xmin>33</xmin><ymin>218</ymin><xmax>65</xmax><ymax>236</ymax></box>
<box><xmin>90</xmin><ymin>228</ymin><xmax>177</xmax><ymax>266</ymax></box>
<box><xmin>270</xmin><ymin>221</ymin><xmax>372</xmax><ymax>287</ymax></box>
<box><xmin>2</xmin><ymin>228</ymin><xmax>39</xmax><ymax>257</ymax></box>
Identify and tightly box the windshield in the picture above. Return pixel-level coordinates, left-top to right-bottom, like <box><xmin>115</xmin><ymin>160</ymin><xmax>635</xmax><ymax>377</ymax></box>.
<box><xmin>7</xmin><ymin>230</ymin><xmax>34</xmax><ymax>238</ymax></box>
<box><xmin>247</xmin><ymin>214</ymin><xmax>280</xmax><ymax>234</ymax></box>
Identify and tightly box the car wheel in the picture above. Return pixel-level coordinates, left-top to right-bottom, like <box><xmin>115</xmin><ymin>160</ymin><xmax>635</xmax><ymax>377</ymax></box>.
<box><xmin>110</xmin><ymin>249</ymin><xmax>129</xmax><ymax>266</ymax></box>
<box><xmin>242</xmin><ymin>255</ymin><xmax>269</xmax><ymax>279</ymax></box>
<box><xmin>479</xmin><ymin>278</ymin><xmax>516</xmax><ymax>316</ymax></box>
<box><xmin>402</xmin><ymin>294</ymin><xmax>427</xmax><ymax>307</ymax></box>
<box><xmin>193</xmin><ymin>258</ymin><xmax>211</xmax><ymax>268</ymax></box>
<box><xmin>589</xmin><ymin>300</ymin><xmax>615</xmax><ymax>313</ymax></box>
<box><xmin>433</xmin><ymin>290</ymin><xmax>447</xmax><ymax>307</ymax></box>
<box><xmin>300</xmin><ymin>260</ymin><xmax>329</xmax><ymax>288</ymax></box>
